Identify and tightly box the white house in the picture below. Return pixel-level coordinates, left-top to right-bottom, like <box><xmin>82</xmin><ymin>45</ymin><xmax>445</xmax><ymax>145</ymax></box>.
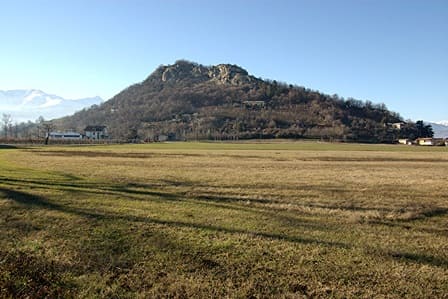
<box><xmin>398</xmin><ymin>138</ymin><xmax>412</xmax><ymax>145</ymax></box>
<box><xmin>84</xmin><ymin>125</ymin><xmax>108</xmax><ymax>140</ymax></box>
<box><xmin>416</xmin><ymin>138</ymin><xmax>434</xmax><ymax>146</ymax></box>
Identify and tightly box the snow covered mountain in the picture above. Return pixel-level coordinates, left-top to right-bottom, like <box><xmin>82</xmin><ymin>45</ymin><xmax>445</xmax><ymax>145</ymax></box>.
<box><xmin>427</xmin><ymin>121</ymin><xmax>448</xmax><ymax>138</ymax></box>
<box><xmin>434</xmin><ymin>120</ymin><xmax>448</xmax><ymax>127</ymax></box>
<box><xmin>0</xmin><ymin>89</ymin><xmax>103</xmax><ymax>122</ymax></box>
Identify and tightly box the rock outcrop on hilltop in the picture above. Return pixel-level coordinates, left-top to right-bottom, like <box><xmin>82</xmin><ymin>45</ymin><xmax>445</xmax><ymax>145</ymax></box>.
<box><xmin>152</xmin><ymin>60</ymin><xmax>258</xmax><ymax>86</ymax></box>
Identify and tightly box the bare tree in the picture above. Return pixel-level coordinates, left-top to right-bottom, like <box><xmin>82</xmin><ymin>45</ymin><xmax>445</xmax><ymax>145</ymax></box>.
<box><xmin>41</xmin><ymin>121</ymin><xmax>55</xmax><ymax>145</ymax></box>
<box><xmin>13</xmin><ymin>122</ymin><xmax>19</xmax><ymax>138</ymax></box>
<box><xmin>36</xmin><ymin>116</ymin><xmax>45</xmax><ymax>139</ymax></box>
<box><xmin>2</xmin><ymin>114</ymin><xmax>12</xmax><ymax>138</ymax></box>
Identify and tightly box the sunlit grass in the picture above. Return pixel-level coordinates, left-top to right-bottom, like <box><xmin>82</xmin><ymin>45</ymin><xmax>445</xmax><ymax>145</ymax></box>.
<box><xmin>1</xmin><ymin>142</ymin><xmax>447</xmax><ymax>297</ymax></box>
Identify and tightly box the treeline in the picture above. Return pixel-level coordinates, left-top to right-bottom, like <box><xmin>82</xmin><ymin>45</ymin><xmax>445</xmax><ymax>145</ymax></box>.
<box><xmin>1</xmin><ymin>114</ymin><xmax>44</xmax><ymax>139</ymax></box>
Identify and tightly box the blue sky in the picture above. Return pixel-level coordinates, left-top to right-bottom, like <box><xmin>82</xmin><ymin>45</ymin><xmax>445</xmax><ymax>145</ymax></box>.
<box><xmin>0</xmin><ymin>0</ymin><xmax>447</xmax><ymax>121</ymax></box>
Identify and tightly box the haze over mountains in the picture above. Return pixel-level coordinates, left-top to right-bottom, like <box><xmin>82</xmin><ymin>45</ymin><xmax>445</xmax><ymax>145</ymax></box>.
<box><xmin>0</xmin><ymin>89</ymin><xmax>103</xmax><ymax>122</ymax></box>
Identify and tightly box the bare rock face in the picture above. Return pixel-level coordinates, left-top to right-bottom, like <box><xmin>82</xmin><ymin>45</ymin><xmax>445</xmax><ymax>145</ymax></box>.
<box><xmin>156</xmin><ymin>60</ymin><xmax>258</xmax><ymax>86</ymax></box>
<box><xmin>159</xmin><ymin>60</ymin><xmax>208</xmax><ymax>83</ymax></box>
<box><xmin>161</xmin><ymin>68</ymin><xmax>174</xmax><ymax>82</ymax></box>
<box><xmin>209</xmin><ymin>64</ymin><xmax>254</xmax><ymax>85</ymax></box>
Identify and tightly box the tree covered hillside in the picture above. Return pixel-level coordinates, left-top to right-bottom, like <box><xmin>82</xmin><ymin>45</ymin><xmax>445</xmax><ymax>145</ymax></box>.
<box><xmin>56</xmin><ymin>60</ymin><xmax>419</xmax><ymax>142</ymax></box>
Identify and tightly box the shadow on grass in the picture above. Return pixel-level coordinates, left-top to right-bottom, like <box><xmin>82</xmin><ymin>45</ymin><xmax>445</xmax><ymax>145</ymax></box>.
<box><xmin>26</xmin><ymin>173</ymin><xmax>423</xmax><ymax>216</ymax></box>
<box><xmin>419</xmin><ymin>207</ymin><xmax>448</xmax><ymax>218</ymax></box>
<box><xmin>0</xmin><ymin>144</ymin><xmax>18</xmax><ymax>149</ymax></box>
<box><xmin>3</xmin><ymin>183</ymin><xmax>447</xmax><ymax>271</ymax></box>
<box><xmin>0</xmin><ymin>175</ymin><xmax>339</xmax><ymax>235</ymax></box>
<box><xmin>157</xmin><ymin>180</ymin><xmax>417</xmax><ymax>214</ymax></box>
<box><xmin>24</xmin><ymin>148</ymin><xmax>448</xmax><ymax>163</ymax></box>
<box><xmin>0</xmin><ymin>177</ymin><xmax>181</xmax><ymax>203</ymax></box>
<box><xmin>0</xmin><ymin>186</ymin><xmax>347</xmax><ymax>249</ymax></box>
<box><xmin>0</xmin><ymin>175</ymin><xmax>375</xmax><ymax>215</ymax></box>
<box><xmin>3</xmin><ymin>174</ymin><xmax>445</xmax><ymax>234</ymax></box>
<box><xmin>192</xmin><ymin>191</ymin><xmax>398</xmax><ymax>214</ymax></box>
<box><xmin>368</xmin><ymin>206</ymin><xmax>448</xmax><ymax>228</ymax></box>
<box><xmin>27</xmin><ymin>149</ymin><xmax>203</xmax><ymax>159</ymax></box>
<box><xmin>390</xmin><ymin>251</ymin><xmax>448</xmax><ymax>269</ymax></box>
<box><xmin>0</xmin><ymin>187</ymin><xmax>62</xmax><ymax>210</ymax></box>
<box><xmin>0</xmin><ymin>250</ymin><xmax>75</xmax><ymax>298</ymax></box>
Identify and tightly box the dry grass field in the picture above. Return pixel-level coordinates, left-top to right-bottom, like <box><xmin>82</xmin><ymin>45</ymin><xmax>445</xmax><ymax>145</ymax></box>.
<box><xmin>0</xmin><ymin>142</ymin><xmax>447</xmax><ymax>298</ymax></box>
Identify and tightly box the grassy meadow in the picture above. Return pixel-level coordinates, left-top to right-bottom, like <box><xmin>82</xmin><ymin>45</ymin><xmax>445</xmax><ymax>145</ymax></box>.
<box><xmin>0</xmin><ymin>141</ymin><xmax>447</xmax><ymax>298</ymax></box>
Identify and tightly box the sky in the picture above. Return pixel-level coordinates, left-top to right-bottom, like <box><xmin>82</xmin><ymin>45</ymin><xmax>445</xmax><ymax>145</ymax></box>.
<box><xmin>0</xmin><ymin>0</ymin><xmax>447</xmax><ymax>121</ymax></box>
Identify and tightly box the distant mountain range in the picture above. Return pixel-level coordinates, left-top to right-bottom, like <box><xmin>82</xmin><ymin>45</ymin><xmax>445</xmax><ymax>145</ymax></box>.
<box><xmin>0</xmin><ymin>89</ymin><xmax>103</xmax><ymax>122</ymax></box>
<box><xmin>427</xmin><ymin>121</ymin><xmax>448</xmax><ymax>138</ymax></box>
<box><xmin>433</xmin><ymin>120</ymin><xmax>448</xmax><ymax>126</ymax></box>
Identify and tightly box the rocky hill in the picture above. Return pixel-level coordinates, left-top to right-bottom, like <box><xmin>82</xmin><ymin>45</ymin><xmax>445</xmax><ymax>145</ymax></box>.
<box><xmin>56</xmin><ymin>60</ymin><xmax>413</xmax><ymax>142</ymax></box>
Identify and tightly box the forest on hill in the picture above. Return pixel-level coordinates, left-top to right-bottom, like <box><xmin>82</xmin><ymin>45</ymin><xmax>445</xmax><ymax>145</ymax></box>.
<box><xmin>47</xmin><ymin>60</ymin><xmax>431</xmax><ymax>142</ymax></box>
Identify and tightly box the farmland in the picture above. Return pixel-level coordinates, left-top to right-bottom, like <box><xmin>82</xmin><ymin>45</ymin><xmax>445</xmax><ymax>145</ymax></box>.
<box><xmin>1</xmin><ymin>142</ymin><xmax>447</xmax><ymax>298</ymax></box>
